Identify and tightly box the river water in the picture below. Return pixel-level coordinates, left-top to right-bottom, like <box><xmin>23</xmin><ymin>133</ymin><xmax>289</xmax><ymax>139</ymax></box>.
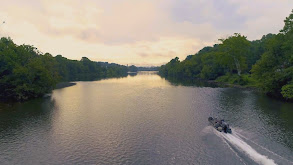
<box><xmin>0</xmin><ymin>71</ymin><xmax>293</xmax><ymax>165</ymax></box>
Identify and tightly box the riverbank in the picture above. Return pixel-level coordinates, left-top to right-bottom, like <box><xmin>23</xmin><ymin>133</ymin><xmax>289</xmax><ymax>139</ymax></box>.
<box><xmin>209</xmin><ymin>74</ymin><xmax>259</xmax><ymax>90</ymax></box>
<box><xmin>207</xmin><ymin>80</ymin><xmax>258</xmax><ymax>91</ymax></box>
<box><xmin>158</xmin><ymin>11</ymin><xmax>293</xmax><ymax>101</ymax></box>
<box><xmin>55</xmin><ymin>82</ymin><xmax>77</xmax><ymax>89</ymax></box>
<box><xmin>161</xmin><ymin>74</ymin><xmax>293</xmax><ymax>102</ymax></box>
<box><xmin>160</xmin><ymin>74</ymin><xmax>258</xmax><ymax>90</ymax></box>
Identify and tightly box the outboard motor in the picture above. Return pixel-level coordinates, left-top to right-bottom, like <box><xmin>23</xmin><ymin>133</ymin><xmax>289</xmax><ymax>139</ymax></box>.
<box><xmin>223</xmin><ymin>124</ymin><xmax>232</xmax><ymax>133</ymax></box>
<box><xmin>221</xmin><ymin>121</ymin><xmax>232</xmax><ymax>133</ymax></box>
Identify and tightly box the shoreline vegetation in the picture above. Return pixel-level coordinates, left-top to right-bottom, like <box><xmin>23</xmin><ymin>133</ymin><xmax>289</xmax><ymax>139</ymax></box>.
<box><xmin>0</xmin><ymin>36</ymin><xmax>158</xmax><ymax>102</ymax></box>
<box><xmin>0</xmin><ymin>38</ymin><xmax>131</xmax><ymax>101</ymax></box>
<box><xmin>159</xmin><ymin>10</ymin><xmax>293</xmax><ymax>102</ymax></box>
<box><xmin>1</xmin><ymin>12</ymin><xmax>292</xmax><ymax>102</ymax></box>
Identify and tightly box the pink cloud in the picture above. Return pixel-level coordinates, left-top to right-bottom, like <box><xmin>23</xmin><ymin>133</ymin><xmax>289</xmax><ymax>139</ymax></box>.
<box><xmin>0</xmin><ymin>0</ymin><xmax>293</xmax><ymax>66</ymax></box>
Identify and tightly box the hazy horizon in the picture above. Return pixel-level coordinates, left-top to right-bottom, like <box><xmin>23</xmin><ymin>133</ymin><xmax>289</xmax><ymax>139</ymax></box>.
<box><xmin>1</xmin><ymin>0</ymin><xmax>293</xmax><ymax>66</ymax></box>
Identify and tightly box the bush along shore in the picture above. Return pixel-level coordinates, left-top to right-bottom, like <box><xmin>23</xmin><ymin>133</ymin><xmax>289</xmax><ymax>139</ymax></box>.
<box><xmin>159</xmin><ymin>10</ymin><xmax>293</xmax><ymax>102</ymax></box>
<box><xmin>0</xmin><ymin>38</ymin><xmax>129</xmax><ymax>101</ymax></box>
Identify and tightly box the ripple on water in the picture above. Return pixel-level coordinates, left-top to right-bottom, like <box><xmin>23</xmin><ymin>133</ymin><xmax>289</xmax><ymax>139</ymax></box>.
<box><xmin>0</xmin><ymin>72</ymin><xmax>293</xmax><ymax>164</ymax></box>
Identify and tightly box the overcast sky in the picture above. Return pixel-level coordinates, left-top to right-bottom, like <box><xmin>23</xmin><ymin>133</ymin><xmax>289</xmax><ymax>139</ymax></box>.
<box><xmin>0</xmin><ymin>0</ymin><xmax>292</xmax><ymax>66</ymax></box>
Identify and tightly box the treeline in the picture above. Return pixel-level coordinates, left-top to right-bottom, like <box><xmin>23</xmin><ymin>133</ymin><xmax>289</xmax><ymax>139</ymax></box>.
<box><xmin>137</xmin><ymin>66</ymin><xmax>159</xmax><ymax>71</ymax></box>
<box><xmin>126</xmin><ymin>65</ymin><xmax>160</xmax><ymax>72</ymax></box>
<box><xmin>56</xmin><ymin>56</ymin><xmax>128</xmax><ymax>81</ymax></box>
<box><xmin>159</xmin><ymin>10</ymin><xmax>293</xmax><ymax>101</ymax></box>
<box><xmin>0</xmin><ymin>37</ymin><xmax>128</xmax><ymax>101</ymax></box>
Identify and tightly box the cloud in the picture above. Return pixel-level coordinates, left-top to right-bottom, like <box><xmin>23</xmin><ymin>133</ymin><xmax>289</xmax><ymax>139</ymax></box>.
<box><xmin>0</xmin><ymin>0</ymin><xmax>293</xmax><ymax>66</ymax></box>
<box><xmin>227</xmin><ymin>0</ymin><xmax>293</xmax><ymax>40</ymax></box>
<box><xmin>169</xmin><ymin>0</ymin><xmax>246</xmax><ymax>30</ymax></box>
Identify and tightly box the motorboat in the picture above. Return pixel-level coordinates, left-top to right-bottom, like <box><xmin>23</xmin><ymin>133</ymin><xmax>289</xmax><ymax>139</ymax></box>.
<box><xmin>208</xmin><ymin>117</ymin><xmax>232</xmax><ymax>133</ymax></box>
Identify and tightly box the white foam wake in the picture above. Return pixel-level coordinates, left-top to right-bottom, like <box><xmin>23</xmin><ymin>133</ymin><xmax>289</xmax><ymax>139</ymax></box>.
<box><xmin>235</xmin><ymin>132</ymin><xmax>293</xmax><ymax>164</ymax></box>
<box><xmin>214</xmin><ymin>129</ymin><xmax>276</xmax><ymax>165</ymax></box>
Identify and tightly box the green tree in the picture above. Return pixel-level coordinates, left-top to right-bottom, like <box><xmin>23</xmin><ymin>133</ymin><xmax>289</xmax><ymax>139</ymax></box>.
<box><xmin>128</xmin><ymin>65</ymin><xmax>138</xmax><ymax>72</ymax></box>
<box><xmin>219</xmin><ymin>33</ymin><xmax>250</xmax><ymax>76</ymax></box>
<box><xmin>280</xmin><ymin>9</ymin><xmax>293</xmax><ymax>34</ymax></box>
<box><xmin>281</xmin><ymin>84</ymin><xmax>293</xmax><ymax>99</ymax></box>
<box><xmin>251</xmin><ymin>10</ymin><xmax>293</xmax><ymax>99</ymax></box>
<box><xmin>0</xmin><ymin>37</ymin><xmax>129</xmax><ymax>101</ymax></box>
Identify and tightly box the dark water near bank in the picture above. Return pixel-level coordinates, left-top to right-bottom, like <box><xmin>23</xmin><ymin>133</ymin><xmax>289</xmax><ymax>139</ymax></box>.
<box><xmin>0</xmin><ymin>71</ymin><xmax>293</xmax><ymax>165</ymax></box>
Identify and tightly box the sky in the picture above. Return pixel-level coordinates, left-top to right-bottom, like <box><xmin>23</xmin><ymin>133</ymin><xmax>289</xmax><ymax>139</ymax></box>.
<box><xmin>0</xmin><ymin>0</ymin><xmax>293</xmax><ymax>66</ymax></box>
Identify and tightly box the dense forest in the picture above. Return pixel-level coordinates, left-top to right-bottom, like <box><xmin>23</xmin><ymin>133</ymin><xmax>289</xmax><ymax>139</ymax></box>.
<box><xmin>0</xmin><ymin>38</ymin><xmax>129</xmax><ymax>101</ymax></box>
<box><xmin>159</xmin><ymin>10</ymin><xmax>293</xmax><ymax>101</ymax></box>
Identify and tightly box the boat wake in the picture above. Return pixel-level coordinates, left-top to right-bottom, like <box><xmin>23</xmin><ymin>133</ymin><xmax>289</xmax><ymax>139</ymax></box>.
<box><xmin>213</xmin><ymin>128</ymin><xmax>277</xmax><ymax>165</ymax></box>
<box><xmin>234</xmin><ymin>131</ymin><xmax>293</xmax><ymax>164</ymax></box>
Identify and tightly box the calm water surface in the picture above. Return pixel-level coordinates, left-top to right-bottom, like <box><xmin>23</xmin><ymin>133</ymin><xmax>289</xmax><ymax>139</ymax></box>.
<box><xmin>0</xmin><ymin>71</ymin><xmax>293</xmax><ymax>165</ymax></box>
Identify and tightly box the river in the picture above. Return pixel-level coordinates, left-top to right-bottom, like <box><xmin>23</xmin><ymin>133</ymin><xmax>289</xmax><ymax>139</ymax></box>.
<box><xmin>0</xmin><ymin>71</ymin><xmax>293</xmax><ymax>165</ymax></box>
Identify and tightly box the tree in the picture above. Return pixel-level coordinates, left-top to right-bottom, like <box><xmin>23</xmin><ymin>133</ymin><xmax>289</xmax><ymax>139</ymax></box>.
<box><xmin>219</xmin><ymin>33</ymin><xmax>250</xmax><ymax>76</ymax></box>
<box><xmin>281</xmin><ymin>84</ymin><xmax>293</xmax><ymax>99</ymax></box>
<box><xmin>280</xmin><ymin>9</ymin><xmax>293</xmax><ymax>34</ymax></box>
<box><xmin>251</xmin><ymin>24</ymin><xmax>293</xmax><ymax>99</ymax></box>
<box><xmin>128</xmin><ymin>65</ymin><xmax>138</xmax><ymax>72</ymax></box>
<box><xmin>158</xmin><ymin>10</ymin><xmax>293</xmax><ymax>101</ymax></box>
<box><xmin>0</xmin><ymin>37</ymin><xmax>129</xmax><ymax>101</ymax></box>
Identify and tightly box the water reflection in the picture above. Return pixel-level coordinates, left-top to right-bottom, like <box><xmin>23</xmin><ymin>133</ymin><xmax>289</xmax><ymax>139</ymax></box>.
<box><xmin>163</xmin><ymin>76</ymin><xmax>293</xmax><ymax>152</ymax></box>
<box><xmin>0</xmin><ymin>98</ymin><xmax>56</xmax><ymax>134</ymax></box>
<box><xmin>0</xmin><ymin>98</ymin><xmax>57</xmax><ymax>164</ymax></box>
<box><xmin>160</xmin><ymin>76</ymin><xmax>220</xmax><ymax>88</ymax></box>
<box><xmin>127</xmin><ymin>72</ymin><xmax>137</xmax><ymax>77</ymax></box>
<box><xmin>0</xmin><ymin>72</ymin><xmax>293</xmax><ymax>164</ymax></box>
<box><xmin>206</xmin><ymin>85</ymin><xmax>293</xmax><ymax>152</ymax></box>
<box><xmin>253</xmin><ymin>93</ymin><xmax>293</xmax><ymax>148</ymax></box>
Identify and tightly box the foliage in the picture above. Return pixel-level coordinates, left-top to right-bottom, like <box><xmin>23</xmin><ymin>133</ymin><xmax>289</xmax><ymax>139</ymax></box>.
<box><xmin>128</xmin><ymin>65</ymin><xmax>138</xmax><ymax>72</ymax></box>
<box><xmin>159</xmin><ymin>34</ymin><xmax>253</xmax><ymax>80</ymax></box>
<box><xmin>216</xmin><ymin>73</ymin><xmax>256</xmax><ymax>86</ymax></box>
<box><xmin>218</xmin><ymin>33</ymin><xmax>250</xmax><ymax>76</ymax></box>
<box><xmin>280</xmin><ymin>9</ymin><xmax>293</xmax><ymax>34</ymax></box>
<box><xmin>251</xmin><ymin>9</ymin><xmax>293</xmax><ymax>99</ymax></box>
<box><xmin>0</xmin><ymin>38</ymin><xmax>128</xmax><ymax>101</ymax></box>
<box><xmin>159</xmin><ymin>10</ymin><xmax>293</xmax><ymax>101</ymax></box>
<box><xmin>281</xmin><ymin>84</ymin><xmax>293</xmax><ymax>100</ymax></box>
<box><xmin>0</xmin><ymin>38</ymin><xmax>58</xmax><ymax>100</ymax></box>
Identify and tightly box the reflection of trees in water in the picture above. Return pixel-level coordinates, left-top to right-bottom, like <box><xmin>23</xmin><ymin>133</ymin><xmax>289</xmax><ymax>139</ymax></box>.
<box><xmin>137</xmin><ymin>71</ymin><xmax>158</xmax><ymax>75</ymax></box>
<box><xmin>127</xmin><ymin>71</ymin><xmax>160</xmax><ymax>77</ymax></box>
<box><xmin>217</xmin><ymin>88</ymin><xmax>293</xmax><ymax>150</ymax></box>
<box><xmin>128</xmin><ymin>72</ymin><xmax>137</xmax><ymax>77</ymax></box>
<box><xmin>216</xmin><ymin>88</ymin><xmax>252</xmax><ymax>122</ymax></box>
<box><xmin>161</xmin><ymin>76</ymin><xmax>220</xmax><ymax>88</ymax></box>
<box><xmin>253</xmin><ymin>94</ymin><xmax>293</xmax><ymax>149</ymax></box>
<box><xmin>0</xmin><ymin>98</ymin><xmax>56</xmax><ymax>136</ymax></box>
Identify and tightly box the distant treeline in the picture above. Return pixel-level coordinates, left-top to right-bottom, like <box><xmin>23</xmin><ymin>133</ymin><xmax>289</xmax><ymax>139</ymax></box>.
<box><xmin>159</xmin><ymin>10</ymin><xmax>293</xmax><ymax>101</ymax></box>
<box><xmin>127</xmin><ymin>65</ymin><xmax>159</xmax><ymax>72</ymax></box>
<box><xmin>0</xmin><ymin>38</ymin><xmax>128</xmax><ymax>101</ymax></box>
<box><xmin>137</xmin><ymin>66</ymin><xmax>159</xmax><ymax>71</ymax></box>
